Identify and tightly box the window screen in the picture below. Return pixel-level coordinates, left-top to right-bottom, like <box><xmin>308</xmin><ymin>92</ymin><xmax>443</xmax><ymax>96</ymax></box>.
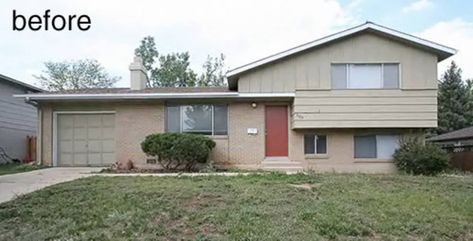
<box><xmin>304</xmin><ymin>134</ymin><xmax>327</xmax><ymax>154</ymax></box>
<box><xmin>331</xmin><ymin>64</ymin><xmax>347</xmax><ymax>89</ymax></box>
<box><xmin>182</xmin><ymin>105</ymin><xmax>213</xmax><ymax>135</ymax></box>
<box><xmin>348</xmin><ymin>64</ymin><xmax>382</xmax><ymax>89</ymax></box>
<box><xmin>383</xmin><ymin>64</ymin><xmax>399</xmax><ymax>88</ymax></box>
<box><xmin>166</xmin><ymin>105</ymin><xmax>180</xmax><ymax>133</ymax></box>
<box><xmin>354</xmin><ymin>135</ymin><xmax>377</xmax><ymax>158</ymax></box>
<box><xmin>166</xmin><ymin>104</ymin><xmax>228</xmax><ymax>135</ymax></box>
<box><xmin>376</xmin><ymin>135</ymin><xmax>399</xmax><ymax>159</ymax></box>
<box><xmin>331</xmin><ymin>63</ymin><xmax>399</xmax><ymax>89</ymax></box>
<box><xmin>214</xmin><ymin>105</ymin><xmax>228</xmax><ymax>135</ymax></box>
<box><xmin>316</xmin><ymin>135</ymin><xmax>327</xmax><ymax>154</ymax></box>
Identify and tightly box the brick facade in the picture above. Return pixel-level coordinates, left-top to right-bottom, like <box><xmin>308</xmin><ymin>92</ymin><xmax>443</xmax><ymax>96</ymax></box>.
<box><xmin>38</xmin><ymin>101</ymin><xmax>420</xmax><ymax>173</ymax></box>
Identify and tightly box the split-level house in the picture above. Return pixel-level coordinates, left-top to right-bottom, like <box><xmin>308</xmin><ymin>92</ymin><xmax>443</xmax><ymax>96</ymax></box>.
<box><xmin>16</xmin><ymin>22</ymin><xmax>456</xmax><ymax>172</ymax></box>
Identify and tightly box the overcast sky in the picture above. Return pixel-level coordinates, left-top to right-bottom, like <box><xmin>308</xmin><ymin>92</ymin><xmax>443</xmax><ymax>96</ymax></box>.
<box><xmin>1</xmin><ymin>0</ymin><xmax>472</xmax><ymax>88</ymax></box>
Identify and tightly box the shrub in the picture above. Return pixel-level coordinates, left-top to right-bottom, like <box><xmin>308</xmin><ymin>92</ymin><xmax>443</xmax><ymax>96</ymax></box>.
<box><xmin>141</xmin><ymin>133</ymin><xmax>216</xmax><ymax>171</ymax></box>
<box><xmin>393</xmin><ymin>138</ymin><xmax>449</xmax><ymax>175</ymax></box>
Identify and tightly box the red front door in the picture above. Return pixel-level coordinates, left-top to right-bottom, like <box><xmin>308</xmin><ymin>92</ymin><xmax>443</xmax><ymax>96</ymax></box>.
<box><xmin>265</xmin><ymin>106</ymin><xmax>288</xmax><ymax>157</ymax></box>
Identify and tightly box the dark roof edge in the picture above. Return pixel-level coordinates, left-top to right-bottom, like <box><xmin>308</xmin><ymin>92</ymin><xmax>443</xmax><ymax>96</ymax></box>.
<box><xmin>0</xmin><ymin>74</ymin><xmax>43</xmax><ymax>92</ymax></box>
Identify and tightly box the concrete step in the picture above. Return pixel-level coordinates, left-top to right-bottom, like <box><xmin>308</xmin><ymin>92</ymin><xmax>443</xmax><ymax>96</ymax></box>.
<box><xmin>262</xmin><ymin>161</ymin><xmax>303</xmax><ymax>167</ymax></box>
<box><xmin>262</xmin><ymin>166</ymin><xmax>304</xmax><ymax>172</ymax></box>
<box><xmin>261</xmin><ymin>157</ymin><xmax>304</xmax><ymax>172</ymax></box>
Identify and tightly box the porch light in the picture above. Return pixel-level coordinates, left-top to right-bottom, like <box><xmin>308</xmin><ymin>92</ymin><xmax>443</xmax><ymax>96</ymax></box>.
<box><xmin>251</xmin><ymin>102</ymin><xmax>257</xmax><ymax>108</ymax></box>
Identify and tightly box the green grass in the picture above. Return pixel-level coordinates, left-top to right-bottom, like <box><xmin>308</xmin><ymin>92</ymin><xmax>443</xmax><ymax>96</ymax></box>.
<box><xmin>0</xmin><ymin>173</ymin><xmax>472</xmax><ymax>241</ymax></box>
<box><xmin>0</xmin><ymin>163</ymin><xmax>44</xmax><ymax>176</ymax></box>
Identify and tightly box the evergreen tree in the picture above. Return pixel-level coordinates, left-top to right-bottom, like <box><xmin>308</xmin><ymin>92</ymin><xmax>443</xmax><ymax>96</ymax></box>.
<box><xmin>437</xmin><ymin>61</ymin><xmax>473</xmax><ymax>134</ymax></box>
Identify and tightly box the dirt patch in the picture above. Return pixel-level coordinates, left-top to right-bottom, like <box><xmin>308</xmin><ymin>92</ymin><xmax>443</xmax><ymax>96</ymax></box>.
<box><xmin>289</xmin><ymin>183</ymin><xmax>321</xmax><ymax>190</ymax></box>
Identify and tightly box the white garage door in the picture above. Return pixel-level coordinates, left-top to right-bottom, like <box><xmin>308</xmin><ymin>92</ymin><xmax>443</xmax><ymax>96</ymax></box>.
<box><xmin>57</xmin><ymin>113</ymin><xmax>115</xmax><ymax>167</ymax></box>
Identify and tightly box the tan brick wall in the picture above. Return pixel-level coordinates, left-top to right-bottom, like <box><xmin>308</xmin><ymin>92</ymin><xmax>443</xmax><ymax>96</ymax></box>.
<box><xmin>40</xmin><ymin>104</ymin><xmax>53</xmax><ymax>166</ymax></box>
<box><xmin>226</xmin><ymin>102</ymin><xmax>266</xmax><ymax>168</ymax></box>
<box><xmin>115</xmin><ymin>103</ymin><xmax>164</xmax><ymax>163</ymax></box>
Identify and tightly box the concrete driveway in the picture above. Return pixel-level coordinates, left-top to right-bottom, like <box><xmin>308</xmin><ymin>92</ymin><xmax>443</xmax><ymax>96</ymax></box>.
<box><xmin>0</xmin><ymin>167</ymin><xmax>102</xmax><ymax>203</ymax></box>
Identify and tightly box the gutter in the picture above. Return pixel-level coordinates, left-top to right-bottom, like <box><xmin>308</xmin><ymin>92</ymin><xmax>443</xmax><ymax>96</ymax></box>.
<box><xmin>13</xmin><ymin>92</ymin><xmax>295</xmax><ymax>101</ymax></box>
<box><xmin>24</xmin><ymin>97</ymin><xmax>38</xmax><ymax>107</ymax></box>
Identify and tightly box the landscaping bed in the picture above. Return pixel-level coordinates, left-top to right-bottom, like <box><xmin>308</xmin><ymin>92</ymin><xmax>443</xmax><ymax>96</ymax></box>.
<box><xmin>0</xmin><ymin>173</ymin><xmax>472</xmax><ymax>240</ymax></box>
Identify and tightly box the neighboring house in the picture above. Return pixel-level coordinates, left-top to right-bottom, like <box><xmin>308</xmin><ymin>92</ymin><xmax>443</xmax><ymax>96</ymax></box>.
<box><xmin>427</xmin><ymin>127</ymin><xmax>473</xmax><ymax>147</ymax></box>
<box><xmin>0</xmin><ymin>74</ymin><xmax>42</xmax><ymax>162</ymax></box>
<box><xmin>16</xmin><ymin>22</ymin><xmax>456</xmax><ymax>172</ymax></box>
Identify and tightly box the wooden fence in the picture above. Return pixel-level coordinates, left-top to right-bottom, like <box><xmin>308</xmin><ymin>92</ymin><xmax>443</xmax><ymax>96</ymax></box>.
<box><xmin>443</xmin><ymin>145</ymin><xmax>473</xmax><ymax>172</ymax></box>
<box><xmin>24</xmin><ymin>136</ymin><xmax>37</xmax><ymax>163</ymax></box>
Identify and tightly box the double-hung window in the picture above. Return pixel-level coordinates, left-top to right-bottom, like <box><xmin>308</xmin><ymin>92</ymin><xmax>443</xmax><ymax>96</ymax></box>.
<box><xmin>354</xmin><ymin>134</ymin><xmax>399</xmax><ymax>159</ymax></box>
<box><xmin>166</xmin><ymin>104</ymin><xmax>228</xmax><ymax>135</ymax></box>
<box><xmin>331</xmin><ymin>63</ymin><xmax>399</xmax><ymax>89</ymax></box>
<box><xmin>304</xmin><ymin>134</ymin><xmax>327</xmax><ymax>155</ymax></box>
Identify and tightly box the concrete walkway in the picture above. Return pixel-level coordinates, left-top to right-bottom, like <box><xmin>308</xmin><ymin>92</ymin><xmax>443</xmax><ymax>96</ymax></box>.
<box><xmin>0</xmin><ymin>167</ymin><xmax>101</xmax><ymax>203</ymax></box>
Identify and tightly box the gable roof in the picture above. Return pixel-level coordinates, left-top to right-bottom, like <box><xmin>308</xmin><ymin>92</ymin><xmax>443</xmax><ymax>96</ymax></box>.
<box><xmin>226</xmin><ymin>22</ymin><xmax>457</xmax><ymax>89</ymax></box>
<box><xmin>427</xmin><ymin>127</ymin><xmax>473</xmax><ymax>142</ymax></box>
<box><xmin>0</xmin><ymin>74</ymin><xmax>43</xmax><ymax>92</ymax></box>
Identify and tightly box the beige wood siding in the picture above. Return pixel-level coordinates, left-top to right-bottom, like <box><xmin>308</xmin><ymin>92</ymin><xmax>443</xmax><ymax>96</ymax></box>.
<box><xmin>237</xmin><ymin>32</ymin><xmax>438</xmax><ymax>93</ymax></box>
<box><xmin>292</xmin><ymin>89</ymin><xmax>437</xmax><ymax>128</ymax></box>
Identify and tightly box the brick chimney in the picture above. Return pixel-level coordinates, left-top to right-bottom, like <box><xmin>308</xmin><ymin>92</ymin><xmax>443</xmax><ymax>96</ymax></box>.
<box><xmin>129</xmin><ymin>56</ymin><xmax>147</xmax><ymax>90</ymax></box>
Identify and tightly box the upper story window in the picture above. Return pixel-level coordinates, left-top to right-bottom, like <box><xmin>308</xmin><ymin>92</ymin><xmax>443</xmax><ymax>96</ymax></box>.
<box><xmin>331</xmin><ymin>63</ymin><xmax>399</xmax><ymax>89</ymax></box>
<box><xmin>166</xmin><ymin>104</ymin><xmax>228</xmax><ymax>135</ymax></box>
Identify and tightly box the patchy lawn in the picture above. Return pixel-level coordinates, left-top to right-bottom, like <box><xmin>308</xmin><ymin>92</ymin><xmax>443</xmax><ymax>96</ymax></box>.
<box><xmin>0</xmin><ymin>173</ymin><xmax>472</xmax><ymax>241</ymax></box>
<box><xmin>0</xmin><ymin>163</ymin><xmax>44</xmax><ymax>176</ymax></box>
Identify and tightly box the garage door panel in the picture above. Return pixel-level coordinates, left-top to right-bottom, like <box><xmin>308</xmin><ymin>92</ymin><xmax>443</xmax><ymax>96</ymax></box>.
<box><xmin>87</xmin><ymin>140</ymin><xmax>102</xmax><ymax>152</ymax></box>
<box><xmin>59</xmin><ymin>140</ymin><xmax>73</xmax><ymax>152</ymax></box>
<box><xmin>58</xmin><ymin>115</ymin><xmax>73</xmax><ymax>128</ymax></box>
<box><xmin>59</xmin><ymin>129</ymin><xmax>73</xmax><ymax>140</ymax></box>
<box><xmin>59</xmin><ymin>153</ymin><xmax>73</xmax><ymax>165</ymax></box>
<box><xmin>74</xmin><ymin>153</ymin><xmax>87</xmax><ymax>165</ymax></box>
<box><xmin>74</xmin><ymin>116</ymin><xmax>88</xmax><ymax>127</ymax></box>
<box><xmin>87</xmin><ymin>127</ymin><xmax>102</xmax><ymax>139</ymax></box>
<box><xmin>73</xmin><ymin>127</ymin><xmax>87</xmax><ymax>140</ymax></box>
<box><xmin>88</xmin><ymin>153</ymin><xmax>102</xmax><ymax>166</ymax></box>
<box><xmin>57</xmin><ymin>113</ymin><xmax>115</xmax><ymax>167</ymax></box>
<box><xmin>73</xmin><ymin>140</ymin><xmax>87</xmax><ymax>153</ymax></box>
<box><xmin>87</xmin><ymin>115</ymin><xmax>102</xmax><ymax>127</ymax></box>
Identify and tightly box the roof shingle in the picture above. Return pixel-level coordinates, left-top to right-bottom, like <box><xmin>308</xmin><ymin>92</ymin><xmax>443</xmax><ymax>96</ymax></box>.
<box><xmin>47</xmin><ymin>87</ymin><xmax>231</xmax><ymax>94</ymax></box>
<box><xmin>428</xmin><ymin>126</ymin><xmax>473</xmax><ymax>142</ymax></box>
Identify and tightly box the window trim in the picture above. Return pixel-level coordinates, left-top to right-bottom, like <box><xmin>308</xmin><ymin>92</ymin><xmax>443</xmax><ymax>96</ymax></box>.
<box><xmin>331</xmin><ymin>62</ymin><xmax>401</xmax><ymax>89</ymax></box>
<box><xmin>304</xmin><ymin>134</ymin><xmax>329</xmax><ymax>158</ymax></box>
<box><xmin>166</xmin><ymin>103</ymin><xmax>228</xmax><ymax>136</ymax></box>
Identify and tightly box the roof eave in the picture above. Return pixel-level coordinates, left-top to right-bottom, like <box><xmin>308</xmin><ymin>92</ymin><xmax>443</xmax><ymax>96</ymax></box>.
<box><xmin>14</xmin><ymin>92</ymin><xmax>295</xmax><ymax>101</ymax></box>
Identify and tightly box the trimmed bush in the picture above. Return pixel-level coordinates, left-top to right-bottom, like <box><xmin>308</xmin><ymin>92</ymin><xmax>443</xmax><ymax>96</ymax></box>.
<box><xmin>141</xmin><ymin>133</ymin><xmax>216</xmax><ymax>171</ymax></box>
<box><xmin>393</xmin><ymin>138</ymin><xmax>449</xmax><ymax>175</ymax></box>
